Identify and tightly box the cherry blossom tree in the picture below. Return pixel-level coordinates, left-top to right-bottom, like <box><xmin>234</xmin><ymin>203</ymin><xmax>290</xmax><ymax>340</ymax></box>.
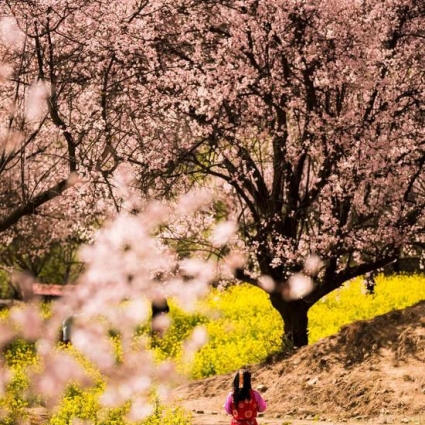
<box><xmin>0</xmin><ymin>0</ymin><xmax>199</xmax><ymax>242</ymax></box>
<box><xmin>1</xmin><ymin>0</ymin><xmax>424</xmax><ymax>349</ymax></box>
<box><xmin>136</xmin><ymin>0</ymin><xmax>425</xmax><ymax>346</ymax></box>
<box><xmin>0</xmin><ymin>1</ymin><xmax>157</xmax><ymax>275</ymax></box>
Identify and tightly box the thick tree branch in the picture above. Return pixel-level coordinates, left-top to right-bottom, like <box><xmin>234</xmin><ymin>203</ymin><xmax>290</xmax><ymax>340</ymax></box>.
<box><xmin>0</xmin><ymin>178</ymin><xmax>74</xmax><ymax>233</ymax></box>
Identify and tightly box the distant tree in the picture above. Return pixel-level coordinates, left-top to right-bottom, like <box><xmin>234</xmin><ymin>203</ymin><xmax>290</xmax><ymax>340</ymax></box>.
<box><xmin>0</xmin><ymin>232</ymin><xmax>85</xmax><ymax>286</ymax></box>
<box><xmin>0</xmin><ymin>1</ymin><xmax>147</xmax><ymax>239</ymax></box>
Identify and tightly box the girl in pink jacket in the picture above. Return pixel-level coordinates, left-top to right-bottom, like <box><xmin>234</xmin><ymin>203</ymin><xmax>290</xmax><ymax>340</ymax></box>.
<box><xmin>224</xmin><ymin>369</ymin><xmax>267</xmax><ymax>425</ymax></box>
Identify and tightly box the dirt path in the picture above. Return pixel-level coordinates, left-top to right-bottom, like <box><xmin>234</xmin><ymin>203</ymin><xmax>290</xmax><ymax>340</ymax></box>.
<box><xmin>188</xmin><ymin>410</ymin><xmax>424</xmax><ymax>425</ymax></box>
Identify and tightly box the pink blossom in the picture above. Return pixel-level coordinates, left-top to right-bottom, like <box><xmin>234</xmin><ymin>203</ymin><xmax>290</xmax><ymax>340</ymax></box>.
<box><xmin>210</xmin><ymin>221</ymin><xmax>237</xmax><ymax>247</ymax></box>
<box><xmin>303</xmin><ymin>255</ymin><xmax>324</xmax><ymax>277</ymax></box>
<box><xmin>0</xmin><ymin>63</ymin><xmax>13</xmax><ymax>83</ymax></box>
<box><xmin>285</xmin><ymin>274</ymin><xmax>314</xmax><ymax>301</ymax></box>
<box><xmin>0</xmin><ymin>17</ymin><xmax>25</xmax><ymax>47</ymax></box>
<box><xmin>25</xmin><ymin>81</ymin><xmax>51</xmax><ymax>122</ymax></box>
<box><xmin>258</xmin><ymin>275</ymin><xmax>276</xmax><ymax>293</ymax></box>
<box><xmin>9</xmin><ymin>304</ymin><xmax>43</xmax><ymax>341</ymax></box>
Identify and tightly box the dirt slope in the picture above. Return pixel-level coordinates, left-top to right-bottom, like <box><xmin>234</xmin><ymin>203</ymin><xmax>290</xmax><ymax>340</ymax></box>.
<box><xmin>175</xmin><ymin>300</ymin><xmax>425</xmax><ymax>423</ymax></box>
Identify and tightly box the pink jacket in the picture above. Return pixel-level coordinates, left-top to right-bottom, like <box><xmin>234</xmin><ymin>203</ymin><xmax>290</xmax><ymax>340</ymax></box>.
<box><xmin>224</xmin><ymin>390</ymin><xmax>267</xmax><ymax>415</ymax></box>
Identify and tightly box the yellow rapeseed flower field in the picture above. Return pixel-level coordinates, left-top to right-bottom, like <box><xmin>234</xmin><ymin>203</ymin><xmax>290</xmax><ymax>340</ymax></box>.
<box><xmin>0</xmin><ymin>274</ymin><xmax>423</xmax><ymax>424</ymax></box>
<box><xmin>154</xmin><ymin>274</ymin><xmax>425</xmax><ymax>378</ymax></box>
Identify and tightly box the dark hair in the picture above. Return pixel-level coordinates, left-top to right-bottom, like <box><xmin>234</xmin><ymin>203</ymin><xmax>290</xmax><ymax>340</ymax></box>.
<box><xmin>232</xmin><ymin>369</ymin><xmax>252</xmax><ymax>405</ymax></box>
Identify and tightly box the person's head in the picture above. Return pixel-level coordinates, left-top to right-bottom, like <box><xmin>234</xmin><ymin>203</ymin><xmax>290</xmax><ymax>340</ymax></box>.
<box><xmin>232</xmin><ymin>369</ymin><xmax>252</xmax><ymax>403</ymax></box>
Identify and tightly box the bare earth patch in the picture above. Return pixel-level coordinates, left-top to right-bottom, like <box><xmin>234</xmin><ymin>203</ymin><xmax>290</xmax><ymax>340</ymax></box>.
<box><xmin>174</xmin><ymin>301</ymin><xmax>425</xmax><ymax>425</ymax></box>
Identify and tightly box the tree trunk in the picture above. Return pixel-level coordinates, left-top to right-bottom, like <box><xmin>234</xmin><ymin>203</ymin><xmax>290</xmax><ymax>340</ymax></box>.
<box><xmin>269</xmin><ymin>292</ymin><xmax>310</xmax><ymax>348</ymax></box>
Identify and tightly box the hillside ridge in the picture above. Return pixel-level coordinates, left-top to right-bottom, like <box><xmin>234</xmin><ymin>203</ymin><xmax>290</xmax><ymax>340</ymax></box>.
<box><xmin>175</xmin><ymin>300</ymin><xmax>425</xmax><ymax>422</ymax></box>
